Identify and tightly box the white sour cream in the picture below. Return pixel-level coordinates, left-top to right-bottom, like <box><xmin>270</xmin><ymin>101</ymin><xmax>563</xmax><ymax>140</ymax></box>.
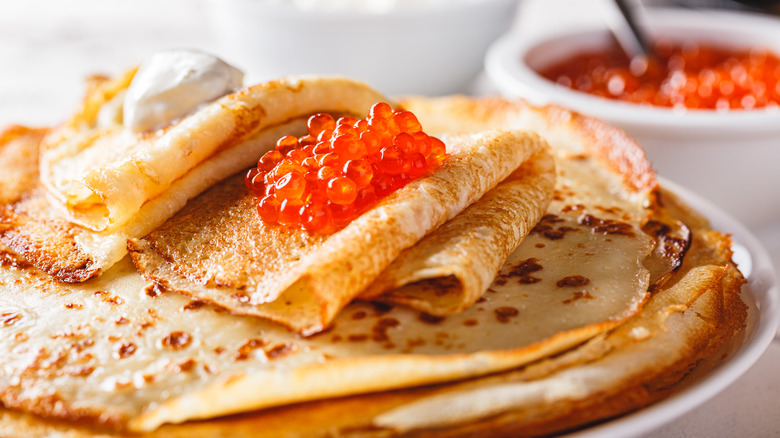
<box><xmin>123</xmin><ymin>49</ymin><xmax>244</xmax><ymax>132</ymax></box>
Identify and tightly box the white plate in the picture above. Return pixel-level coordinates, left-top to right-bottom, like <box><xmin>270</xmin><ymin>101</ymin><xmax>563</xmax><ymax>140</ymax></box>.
<box><xmin>567</xmin><ymin>178</ymin><xmax>780</xmax><ymax>438</ymax></box>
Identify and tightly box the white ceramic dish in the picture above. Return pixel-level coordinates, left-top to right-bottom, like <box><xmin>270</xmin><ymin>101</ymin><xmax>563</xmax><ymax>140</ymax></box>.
<box><xmin>485</xmin><ymin>8</ymin><xmax>780</xmax><ymax>230</ymax></box>
<box><xmin>567</xmin><ymin>178</ymin><xmax>780</xmax><ymax>438</ymax></box>
<box><xmin>206</xmin><ymin>0</ymin><xmax>518</xmax><ymax>96</ymax></box>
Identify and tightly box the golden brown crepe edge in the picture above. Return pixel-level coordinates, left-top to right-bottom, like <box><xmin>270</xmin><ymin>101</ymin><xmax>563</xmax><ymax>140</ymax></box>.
<box><xmin>397</xmin><ymin>95</ymin><xmax>657</xmax><ymax>195</ymax></box>
<box><xmin>369</xmin><ymin>184</ymin><xmax>747</xmax><ymax>436</ymax></box>
<box><xmin>0</xmin><ymin>215</ymin><xmax>747</xmax><ymax>438</ymax></box>
<box><xmin>360</xmin><ymin>149</ymin><xmax>556</xmax><ymax>315</ymax></box>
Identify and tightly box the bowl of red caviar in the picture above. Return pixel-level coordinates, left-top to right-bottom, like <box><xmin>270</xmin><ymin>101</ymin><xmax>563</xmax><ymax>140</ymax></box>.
<box><xmin>485</xmin><ymin>7</ymin><xmax>780</xmax><ymax>229</ymax></box>
<box><xmin>207</xmin><ymin>0</ymin><xmax>519</xmax><ymax>96</ymax></box>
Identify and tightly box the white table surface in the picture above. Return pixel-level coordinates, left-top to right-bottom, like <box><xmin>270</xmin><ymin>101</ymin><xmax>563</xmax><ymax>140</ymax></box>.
<box><xmin>0</xmin><ymin>0</ymin><xmax>778</xmax><ymax>436</ymax></box>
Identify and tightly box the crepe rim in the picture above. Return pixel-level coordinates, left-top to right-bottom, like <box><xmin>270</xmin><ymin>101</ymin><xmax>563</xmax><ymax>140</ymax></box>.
<box><xmin>128</xmin><ymin>314</ymin><xmax>626</xmax><ymax>432</ymax></box>
<box><xmin>359</xmin><ymin>153</ymin><xmax>556</xmax><ymax>315</ymax></box>
<box><xmin>371</xmin><ymin>264</ymin><xmax>743</xmax><ymax>433</ymax></box>
<box><xmin>40</xmin><ymin>75</ymin><xmax>388</xmax><ymax>232</ymax></box>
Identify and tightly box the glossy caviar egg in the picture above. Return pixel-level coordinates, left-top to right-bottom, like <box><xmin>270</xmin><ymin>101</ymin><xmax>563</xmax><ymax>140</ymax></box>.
<box><xmin>300</xmin><ymin>201</ymin><xmax>330</xmax><ymax>232</ymax></box>
<box><xmin>307</xmin><ymin>113</ymin><xmax>336</xmax><ymax>136</ymax></box>
<box><xmin>343</xmin><ymin>159</ymin><xmax>373</xmax><ymax>187</ymax></box>
<box><xmin>275</xmin><ymin>135</ymin><xmax>299</xmax><ymax>155</ymax></box>
<box><xmin>538</xmin><ymin>39</ymin><xmax>780</xmax><ymax>110</ymax></box>
<box><xmin>274</xmin><ymin>172</ymin><xmax>306</xmax><ymax>200</ymax></box>
<box><xmin>256</xmin><ymin>194</ymin><xmax>280</xmax><ymax>223</ymax></box>
<box><xmin>246</xmin><ymin>102</ymin><xmax>447</xmax><ymax>233</ymax></box>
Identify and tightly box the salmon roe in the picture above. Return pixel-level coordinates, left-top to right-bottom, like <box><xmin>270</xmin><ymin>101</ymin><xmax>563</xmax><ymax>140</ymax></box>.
<box><xmin>245</xmin><ymin>102</ymin><xmax>447</xmax><ymax>233</ymax></box>
<box><xmin>538</xmin><ymin>39</ymin><xmax>780</xmax><ymax>110</ymax></box>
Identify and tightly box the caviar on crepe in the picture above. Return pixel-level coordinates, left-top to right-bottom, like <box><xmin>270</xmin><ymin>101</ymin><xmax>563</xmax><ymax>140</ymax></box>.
<box><xmin>538</xmin><ymin>39</ymin><xmax>780</xmax><ymax>110</ymax></box>
<box><xmin>245</xmin><ymin>102</ymin><xmax>447</xmax><ymax>233</ymax></box>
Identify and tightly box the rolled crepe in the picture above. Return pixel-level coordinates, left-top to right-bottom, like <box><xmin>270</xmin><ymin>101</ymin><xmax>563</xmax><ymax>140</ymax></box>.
<box><xmin>129</xmin><ymin>130</ymin><xmax>555</xmax><ymax>335</ymax></box>
<box><xmin>42</xmin><ymin>74</ymin><xmax>386</xmax><ymax>232</ymax></box>
<box><xmin>0</xmin><ymin>74</ymin><xmax>386</xmax><ymax>281</ymax></box>
<box><xmin>3</xmin><ymin>96</ymin><xmax>729</xmax><ymax>436</ymax></box>
<box><xmin>0</xmin><ymin>128</ymin><xmax>662</xmax><ymax>434</ymax></box>
<box><xmin>360</xmin><ymin>152</ymin><xmax>555</xmax><ymax>315</ymax></box>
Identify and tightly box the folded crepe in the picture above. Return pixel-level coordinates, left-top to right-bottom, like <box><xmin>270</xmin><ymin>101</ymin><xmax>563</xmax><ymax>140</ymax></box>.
<box><xmin>0</xmin><ymin>88</ymin><xmax>690</xmax><ymax>434</ymax></box>
<box><xmin>358</xmin><ymin>154</ymin><xmax>555</xmax><ymax>315</ymax></box>
<box><xmin>0</xmin><ymin>160</ymin><xmax>745</xmax><ymax>438</ymax></box>
<box><xmin>0</xmin><ymin>89</ymin><xmax>747</xmax><ymax>437</ymax></box>
<box><xmin>0</xmin><ymin>73</ymin><xmax>386</xmax><ymax>282</ymax></box>
<box><xmin>370</xmin><ymin>186</ymin><xmax>747</xmax><ymax>437</ymax></box>
<box><xmin>42</xmin><ymin>73</ymin><xmax>386</xmax><ymax>232</ymax></box>
<box><xmin>129</xmin><ymin>129</ymin><xmax>556</xmax><ymax>334</ymax></box>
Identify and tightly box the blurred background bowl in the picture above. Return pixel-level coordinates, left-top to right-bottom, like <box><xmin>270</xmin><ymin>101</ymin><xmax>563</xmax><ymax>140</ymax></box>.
<box><xmin>485</xmin><ymin>7</ymin><xmax>780</xmax><ymax>230</ymax></box>
<box><xmin>206</xmin><ymin>0</ymin><xmax>519</xmax><ymax>97</ymax></box>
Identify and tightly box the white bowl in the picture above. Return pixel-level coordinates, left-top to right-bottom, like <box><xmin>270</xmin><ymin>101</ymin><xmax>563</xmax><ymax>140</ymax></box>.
<box><xmin>206</xmin><ymin>0</ymin><xmax>519</xmax><ymax>97</ymax></box>
<box><xmin>485</xmin><ymin>8</ymin><xmax>780</xmax><ymax>230</ymax></box>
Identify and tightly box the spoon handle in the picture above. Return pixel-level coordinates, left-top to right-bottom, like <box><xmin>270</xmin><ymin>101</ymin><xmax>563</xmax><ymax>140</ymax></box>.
<box><xmin>612</xmin><ymin>0</ymin><xmax>655</xmax><ymax>58</ymax></box>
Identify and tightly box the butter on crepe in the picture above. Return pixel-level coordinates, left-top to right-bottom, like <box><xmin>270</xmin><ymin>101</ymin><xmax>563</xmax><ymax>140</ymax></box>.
<box><xmin>1</xmin><ymin>73</ymin><xmax>386</xmax><ymax>282</ymax></box>
<box><xmin>129</xmin><ymin>130</ymin><xmax>556</xmax><ymax>335</ymax></box>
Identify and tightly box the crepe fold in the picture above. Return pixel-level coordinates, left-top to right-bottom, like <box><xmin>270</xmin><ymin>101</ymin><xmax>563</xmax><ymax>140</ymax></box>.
<box><xmin>370</xmin><ymin>187</ymin><xmax>748</xmax><ymax>436</ymax></box>
<box><xmin>0</xmin><ymin>75</ymin><xmax>386</xmax><ymax>282</ymax></box>
<box><xmin>129</xmin><ymin>130</ymin><xmax>555</xmax><ymax>335</ymax></box>
<box><xmin>42</xmin><ymin>74</ymin><xmax>386</xmax><ymax>232</ymax></box>
<box><xmin>2</xmin><ymin>95</ymin><xmax>743</xmax><ymax>437</ymax></box>
<box><xmin>0</xmin><ymin>133</ymin><xmax>660</xmax><ymax>434</ymax></box>
<box><xmin>373</xmin><ymin>265</ymin><xmax>746</xmax><ymax>435</ymax></box>
<box><xmin>0</xmin><ymin>128</ymin><xmax>733</xmax><ymax>436</ymax></box>
<box><xmin>359</xmin><ymin>153</ymin><xmax>556</xmax><ymax>315</ymax></box>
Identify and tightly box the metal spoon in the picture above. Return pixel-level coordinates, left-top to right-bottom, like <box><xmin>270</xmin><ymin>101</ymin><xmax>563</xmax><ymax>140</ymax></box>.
<box><xmin>611</xmin><ymin>0</ymin><xmax>656</xmax><ymax>60</ymax></box>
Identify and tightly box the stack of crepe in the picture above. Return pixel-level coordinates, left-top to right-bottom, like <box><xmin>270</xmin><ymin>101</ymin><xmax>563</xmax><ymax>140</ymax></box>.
<box><xmin>0</xmin><ymin>66</ymin><xmax>746</xmax><ymax>437</ymax></box>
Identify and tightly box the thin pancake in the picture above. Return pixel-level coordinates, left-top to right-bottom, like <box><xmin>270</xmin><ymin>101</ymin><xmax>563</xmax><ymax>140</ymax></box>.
<box><xmin>129</xmin><ymin>130</ymin><xmax>555</xmax><ymax>334</ymax></box>
<box><xmin>0</xmin><ymin>97</ymin><xmax>662</xmax><ymax>433</ymax></box>
<box><xmin>358</xmin><ymin>154</ymin><xmax>556</xmax><ymax>315</ymax></box>
<box><xmin>1</xmin><ymin>76</ymin><xmax>385</xmax><ymax>282</ymax></box>
<box><xmin>0</xmin><ymin>184</ymin><xmax>744</xmax><ymax>438</ymax></box>
<box><xmin>371</xmin><ymin>186</ymin><xmax>747</xmax><ymax>437</ymax></box>
<box><xmin>0</xmin><ymin>126</ymin><xmax>49</xmax><ymax>205</ymax></box>
<box><xmin>41</xmin><ymin>74</ymin><xmax>387</xmax><ymax>232</ymax></box>
<box><xmin>0</xmin><ymin>95</ymin><xmax>746</xmax><ymax>436</ymax></box>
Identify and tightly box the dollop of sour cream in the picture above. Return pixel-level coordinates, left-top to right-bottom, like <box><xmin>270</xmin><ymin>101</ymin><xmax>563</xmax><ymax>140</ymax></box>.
<box><xmin>123</xmin><ymin>49</ymin><xmax>244</xmax><ymax>132</ymax></box>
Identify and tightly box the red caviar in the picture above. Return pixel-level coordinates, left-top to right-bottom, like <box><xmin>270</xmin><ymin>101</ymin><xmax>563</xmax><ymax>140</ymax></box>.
<box><xmin>538</xmin><ymin>39</ymin><xmax>780</xmax><ymax>110</ymax></box>
<box><xmin>245</xmin><ymin>102</ymin><xmax>447</xmax><ymax>233</ymax></box>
